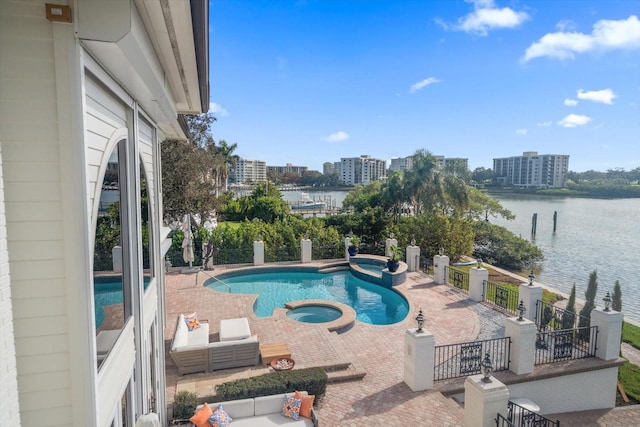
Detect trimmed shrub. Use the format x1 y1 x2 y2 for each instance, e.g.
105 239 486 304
211 367 327 403
173 390 199 420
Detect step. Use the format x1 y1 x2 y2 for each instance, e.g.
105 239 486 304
325 363 367 384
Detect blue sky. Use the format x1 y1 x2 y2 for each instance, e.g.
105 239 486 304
208 0 640 173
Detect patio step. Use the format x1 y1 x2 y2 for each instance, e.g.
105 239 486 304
324 363 367 384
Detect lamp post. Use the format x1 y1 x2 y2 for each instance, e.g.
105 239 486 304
603 291 612 312
528 270 535 286
517 300 526 321
481 353 493 383
415 309 424 333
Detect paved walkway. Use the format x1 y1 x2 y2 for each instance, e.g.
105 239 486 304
163 263 640 426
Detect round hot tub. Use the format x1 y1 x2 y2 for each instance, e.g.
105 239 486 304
286 305 342 323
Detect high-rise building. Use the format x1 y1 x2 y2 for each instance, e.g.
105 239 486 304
340 155 387 185
323 162 335 175
231 158 268 183
389 156 413 172
493 151 570 188
389 155 468 173
0 1 209 426
267 163 308 175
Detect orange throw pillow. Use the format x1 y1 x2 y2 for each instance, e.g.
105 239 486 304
189 402 213 427
295 391 316 419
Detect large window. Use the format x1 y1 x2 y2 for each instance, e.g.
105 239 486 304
93 141 130 368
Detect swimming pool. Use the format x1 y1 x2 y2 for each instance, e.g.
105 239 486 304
205 270 409 325
94 277 150 329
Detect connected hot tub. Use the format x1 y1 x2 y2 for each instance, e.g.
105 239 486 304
286 305 342 323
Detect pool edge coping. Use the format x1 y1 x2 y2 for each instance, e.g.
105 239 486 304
284 299 357 332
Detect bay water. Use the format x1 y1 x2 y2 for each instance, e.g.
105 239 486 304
292 189 640 324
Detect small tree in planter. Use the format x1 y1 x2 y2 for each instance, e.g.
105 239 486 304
348 235 361 257
387 245 402 272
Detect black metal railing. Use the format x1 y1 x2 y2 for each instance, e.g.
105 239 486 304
419 256 432 275
312 243 344 260
495 413 514 427
434 337 511 381
483 280 519 316
211 247 253 266
506 400 560 426
447 266 469 293
265 246 299 263
535 300 590 331
357 240 386 256
534 326 598 365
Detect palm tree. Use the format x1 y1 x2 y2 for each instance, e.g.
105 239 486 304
215 139 238 194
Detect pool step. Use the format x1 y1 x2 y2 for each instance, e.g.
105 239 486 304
316 266 349 274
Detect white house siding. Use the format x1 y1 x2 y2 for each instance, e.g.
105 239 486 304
85 75 127 228
0 146 21 427
138 116 155 209
0 1 74 425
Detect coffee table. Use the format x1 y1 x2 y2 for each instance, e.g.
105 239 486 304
259 342 291 366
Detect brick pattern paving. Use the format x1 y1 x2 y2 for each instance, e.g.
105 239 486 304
164 265 640 426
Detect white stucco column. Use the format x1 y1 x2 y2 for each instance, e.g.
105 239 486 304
464 374 509 427
403 328 435 391
300 238 312 263
385 237 398 257
504 317 536 375
112 245 123 273
253 240 264 265
519 283 543 322
344 237 351 260
590 307 624 361
433 254 449 285
469 266 488 302
406 245 420 272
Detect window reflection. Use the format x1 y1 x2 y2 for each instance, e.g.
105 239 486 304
94 142 126 367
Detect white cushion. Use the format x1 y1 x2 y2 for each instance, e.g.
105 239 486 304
231 414 314 427
219 318 251 342
171 314 189 351
96 329 121 355
254 393 290 416
186 322 210 346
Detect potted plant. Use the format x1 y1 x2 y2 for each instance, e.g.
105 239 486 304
348 235 360 257
387 245 402 272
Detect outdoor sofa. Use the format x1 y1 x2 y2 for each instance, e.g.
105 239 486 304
191 392 318 427
169 314 260 374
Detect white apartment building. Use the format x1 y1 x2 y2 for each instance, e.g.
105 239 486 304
493 152 570 188
231 158 267 183
389 156 413 172
389 155 468 172
0 1 208 426
267 163 308 175
340 155 387 185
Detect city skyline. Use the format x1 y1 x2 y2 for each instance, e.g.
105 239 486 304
209 0 640 173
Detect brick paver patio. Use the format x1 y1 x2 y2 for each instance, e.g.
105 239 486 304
163 262 640 426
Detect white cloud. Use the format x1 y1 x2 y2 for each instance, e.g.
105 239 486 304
556 20 577 32
515 128 528 135
409 77 441 93
523 15 640 62
209 102 229 116
557 114 592 128
564 98 578 106
537 121 553 127
446 0 529 36
577 88 618 105
324 131 349 143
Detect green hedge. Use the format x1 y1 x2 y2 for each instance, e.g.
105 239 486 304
209 367 327 403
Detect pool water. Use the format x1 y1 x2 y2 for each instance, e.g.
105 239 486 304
205 271 408 325
287 306 342 323
94 277 150 329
